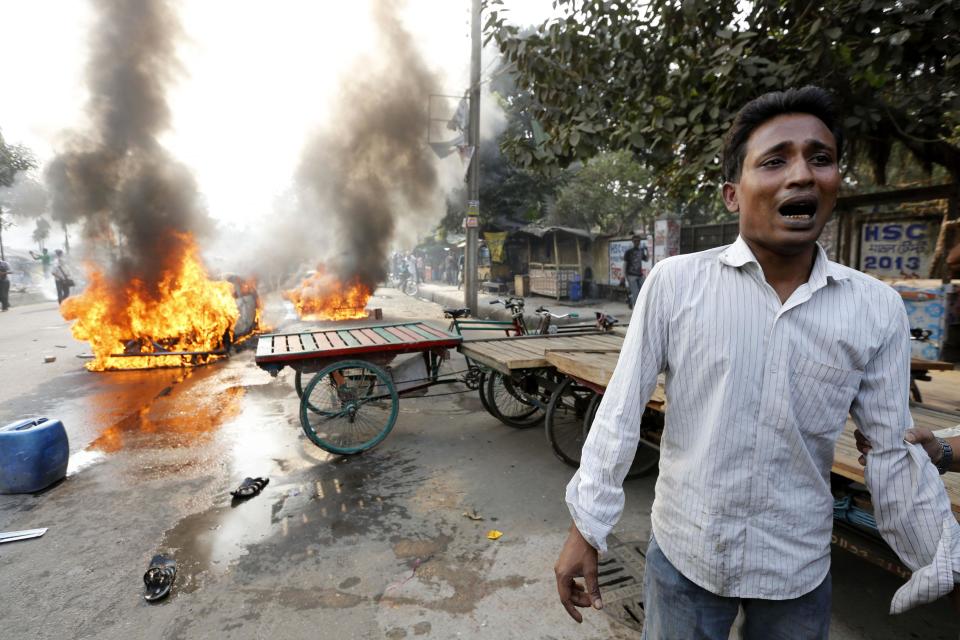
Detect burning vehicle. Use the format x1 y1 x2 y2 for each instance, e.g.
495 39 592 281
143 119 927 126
62 234 261 371
283 264 372 321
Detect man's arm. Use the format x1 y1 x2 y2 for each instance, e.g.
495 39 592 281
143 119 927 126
856 427 960 473
850 301 960 614
556 260 671 621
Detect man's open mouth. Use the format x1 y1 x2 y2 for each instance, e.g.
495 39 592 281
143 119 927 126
778 196 818 221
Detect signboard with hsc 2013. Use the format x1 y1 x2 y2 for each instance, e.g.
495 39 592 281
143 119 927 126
858 220 937 279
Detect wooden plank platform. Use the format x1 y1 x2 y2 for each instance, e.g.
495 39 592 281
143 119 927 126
545 349 667 410
458 332 624 374
911 358 955 372
255 321 461 368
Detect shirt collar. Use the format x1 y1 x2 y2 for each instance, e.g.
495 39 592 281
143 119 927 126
718 235 850 289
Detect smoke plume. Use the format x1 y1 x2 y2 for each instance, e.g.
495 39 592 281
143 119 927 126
44 0 210 289
295 0 442 290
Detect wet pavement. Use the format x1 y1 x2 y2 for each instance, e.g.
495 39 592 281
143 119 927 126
0 291 957 639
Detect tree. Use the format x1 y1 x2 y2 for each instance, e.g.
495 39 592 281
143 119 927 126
437 62 566 233
486 0 960 199
0 129 35 188
32 218 51 250
553 151 653 234
0 130 37 259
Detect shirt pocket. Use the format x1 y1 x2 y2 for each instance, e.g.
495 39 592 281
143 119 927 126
791 357 863 436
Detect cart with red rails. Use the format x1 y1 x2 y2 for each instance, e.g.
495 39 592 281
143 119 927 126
255 321 462 454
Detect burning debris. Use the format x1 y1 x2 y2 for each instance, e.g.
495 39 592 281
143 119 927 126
62 234 238 370
283 265 371 321
45 0 245 370
288 0 443 318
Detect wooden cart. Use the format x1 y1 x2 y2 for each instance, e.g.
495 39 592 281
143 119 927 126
255 321 462 454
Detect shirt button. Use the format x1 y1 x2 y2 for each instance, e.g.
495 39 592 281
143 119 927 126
769 364 778 374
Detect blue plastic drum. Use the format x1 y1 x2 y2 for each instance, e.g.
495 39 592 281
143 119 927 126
0 417 69 494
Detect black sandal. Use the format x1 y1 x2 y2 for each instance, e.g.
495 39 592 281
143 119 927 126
230 477 269 502
143 554 176 602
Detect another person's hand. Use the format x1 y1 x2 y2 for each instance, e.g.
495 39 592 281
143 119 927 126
854 427 941 466
555 524 602 623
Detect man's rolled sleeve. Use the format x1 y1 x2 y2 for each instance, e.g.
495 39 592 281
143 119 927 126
565 260 671 554
851 301 960 613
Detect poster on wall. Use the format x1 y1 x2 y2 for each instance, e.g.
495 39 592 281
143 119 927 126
608 236 652 285
654 218 681 262
859 220 937 279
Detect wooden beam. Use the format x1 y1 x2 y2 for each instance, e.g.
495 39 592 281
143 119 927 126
835 183 955 211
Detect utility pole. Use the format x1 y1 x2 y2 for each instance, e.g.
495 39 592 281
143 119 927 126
464 0 481 313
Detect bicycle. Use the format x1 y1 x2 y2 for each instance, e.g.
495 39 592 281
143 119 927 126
388 271 419 296
476 301 620 429
445 297 527 412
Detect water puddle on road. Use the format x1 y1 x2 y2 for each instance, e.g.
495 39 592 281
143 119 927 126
90 385 246 452
158 451 423 594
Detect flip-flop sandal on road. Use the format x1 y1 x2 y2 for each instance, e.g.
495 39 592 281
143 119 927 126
230 477 269 502
143 554 177 602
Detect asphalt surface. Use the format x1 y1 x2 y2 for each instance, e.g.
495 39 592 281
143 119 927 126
0 290 957 639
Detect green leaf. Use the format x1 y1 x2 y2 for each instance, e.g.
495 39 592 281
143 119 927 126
889 30 911 46
824 27 842 40
860 46 879 65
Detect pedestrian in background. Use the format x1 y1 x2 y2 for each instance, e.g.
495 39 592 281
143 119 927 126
29 247 52 277
445 253 455 285
621 234 648 309
0 259 11 311
52 250 72 304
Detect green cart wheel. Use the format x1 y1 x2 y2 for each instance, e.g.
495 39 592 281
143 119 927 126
296 368 328 416
295 369 305 398
299 359 399 455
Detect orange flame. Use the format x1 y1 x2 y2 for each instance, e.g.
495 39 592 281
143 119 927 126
62 233 240 371
284 265 372 321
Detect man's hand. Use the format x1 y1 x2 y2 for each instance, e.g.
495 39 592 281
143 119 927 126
854 427 941 467
555 523 603 623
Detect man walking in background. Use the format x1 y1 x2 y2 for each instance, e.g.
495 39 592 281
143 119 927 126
621 234 648 309
52 249 72 304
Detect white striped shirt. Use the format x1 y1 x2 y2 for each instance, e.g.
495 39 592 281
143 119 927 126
566 236 960 613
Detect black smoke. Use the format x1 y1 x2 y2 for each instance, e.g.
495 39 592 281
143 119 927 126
294 0 441 290
45 0 211 289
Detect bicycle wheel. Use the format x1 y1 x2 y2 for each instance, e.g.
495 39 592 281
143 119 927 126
402 280 418 296
581 394 660 479
485 370 543 428
299 359 399 455
545 377 595 467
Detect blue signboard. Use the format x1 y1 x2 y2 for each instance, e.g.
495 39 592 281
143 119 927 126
859 220 936 278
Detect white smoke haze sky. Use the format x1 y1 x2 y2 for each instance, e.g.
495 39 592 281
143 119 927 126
0 0 557 254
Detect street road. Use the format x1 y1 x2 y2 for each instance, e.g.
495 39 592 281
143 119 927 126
0 291 956 639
